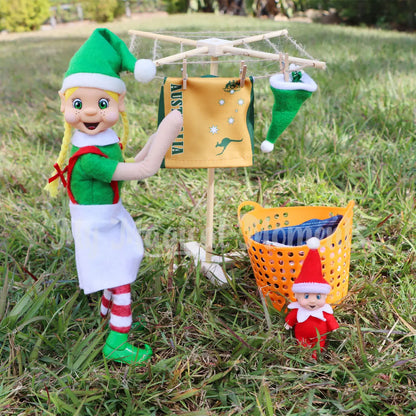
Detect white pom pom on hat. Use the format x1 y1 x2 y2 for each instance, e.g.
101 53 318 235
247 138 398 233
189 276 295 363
260 140 274 153
307 237 320 250
134 59 156 84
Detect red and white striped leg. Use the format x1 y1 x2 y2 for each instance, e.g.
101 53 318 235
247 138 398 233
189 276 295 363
100 289 113 318
109 284 132 334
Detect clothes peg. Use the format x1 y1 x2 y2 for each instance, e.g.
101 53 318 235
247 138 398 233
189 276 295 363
182 58 188 90
284 53 290 82
239 61 247 87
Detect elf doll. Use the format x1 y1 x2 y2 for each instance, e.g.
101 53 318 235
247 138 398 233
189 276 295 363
284 237 339 358
45 28 183 365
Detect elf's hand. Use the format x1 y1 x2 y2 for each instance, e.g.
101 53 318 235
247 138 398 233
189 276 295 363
112 110 183 181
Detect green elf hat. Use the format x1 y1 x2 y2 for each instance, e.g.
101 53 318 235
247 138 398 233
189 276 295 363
60 28 156 94
261 70 317 153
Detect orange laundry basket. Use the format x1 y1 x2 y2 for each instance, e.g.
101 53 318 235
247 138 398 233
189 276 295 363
238 200 354 311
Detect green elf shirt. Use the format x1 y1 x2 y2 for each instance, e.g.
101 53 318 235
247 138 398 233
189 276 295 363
69 129 123 205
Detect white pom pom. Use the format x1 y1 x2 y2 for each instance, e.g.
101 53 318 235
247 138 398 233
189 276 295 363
260 140 274 153
134 59 156 83
307 237 320 250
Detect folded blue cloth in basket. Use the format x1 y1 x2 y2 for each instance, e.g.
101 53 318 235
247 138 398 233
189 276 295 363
251 215 343 247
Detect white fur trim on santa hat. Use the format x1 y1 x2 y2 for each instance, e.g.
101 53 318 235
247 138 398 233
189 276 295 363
60 72 126 94
269 71 317 92
292 282 331 294
134 59 156 83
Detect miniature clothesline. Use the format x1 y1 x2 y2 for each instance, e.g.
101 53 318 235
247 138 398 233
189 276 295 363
129 29 325 72
130 29 317 60
128 29 326 284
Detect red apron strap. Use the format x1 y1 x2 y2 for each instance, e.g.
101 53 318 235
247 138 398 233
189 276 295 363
67 146 120 205
49 163 68 187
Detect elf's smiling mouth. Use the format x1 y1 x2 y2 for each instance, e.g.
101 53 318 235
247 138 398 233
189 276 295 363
84 122 99 130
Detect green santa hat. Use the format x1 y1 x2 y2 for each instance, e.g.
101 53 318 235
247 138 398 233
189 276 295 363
61 28 156 94
261 70 317 153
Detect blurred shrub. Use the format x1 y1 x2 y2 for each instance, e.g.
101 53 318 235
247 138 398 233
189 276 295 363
163 0 190 13
0 0 50 32
80 0 125 22
303 0 415 31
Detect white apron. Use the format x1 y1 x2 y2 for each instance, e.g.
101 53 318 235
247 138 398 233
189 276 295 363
70 200 144 294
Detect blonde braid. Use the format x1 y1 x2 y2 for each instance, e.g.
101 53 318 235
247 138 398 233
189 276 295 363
120 111 134 162
45 121 73 197
120 111 129 152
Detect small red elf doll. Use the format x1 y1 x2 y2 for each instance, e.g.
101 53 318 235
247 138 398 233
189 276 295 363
284 237 339 358
45 28 183 365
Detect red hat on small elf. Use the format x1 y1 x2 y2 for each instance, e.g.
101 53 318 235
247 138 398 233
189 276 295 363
291 237 331 295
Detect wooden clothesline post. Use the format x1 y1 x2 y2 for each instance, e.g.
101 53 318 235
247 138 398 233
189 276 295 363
205 56 219 264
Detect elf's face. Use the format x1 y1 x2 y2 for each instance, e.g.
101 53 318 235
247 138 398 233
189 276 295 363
60 87 125 135
295 293 327 310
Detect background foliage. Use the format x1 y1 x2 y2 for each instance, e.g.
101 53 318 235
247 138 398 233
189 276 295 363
302 0 416 30
80 0 125 23
0 0 415 31
0 12 415 415
0 0 50 32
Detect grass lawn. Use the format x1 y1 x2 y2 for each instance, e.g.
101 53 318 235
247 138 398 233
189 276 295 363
0 12 415 415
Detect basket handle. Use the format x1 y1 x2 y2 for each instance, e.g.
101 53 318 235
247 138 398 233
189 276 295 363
345 200 355 213
237 200 263 222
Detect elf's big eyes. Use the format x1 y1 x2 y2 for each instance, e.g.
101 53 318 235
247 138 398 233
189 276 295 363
98 98 109 109
73 99 82 110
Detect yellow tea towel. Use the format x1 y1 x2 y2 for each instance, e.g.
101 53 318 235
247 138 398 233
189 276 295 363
158 76 254 169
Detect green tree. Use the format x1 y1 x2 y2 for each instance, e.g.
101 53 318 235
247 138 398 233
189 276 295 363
81 0 124 22
163 0 190 13
0 0 50 32
303 0 415 30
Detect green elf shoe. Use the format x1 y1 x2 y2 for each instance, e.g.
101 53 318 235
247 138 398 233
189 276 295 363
103 330 152 365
